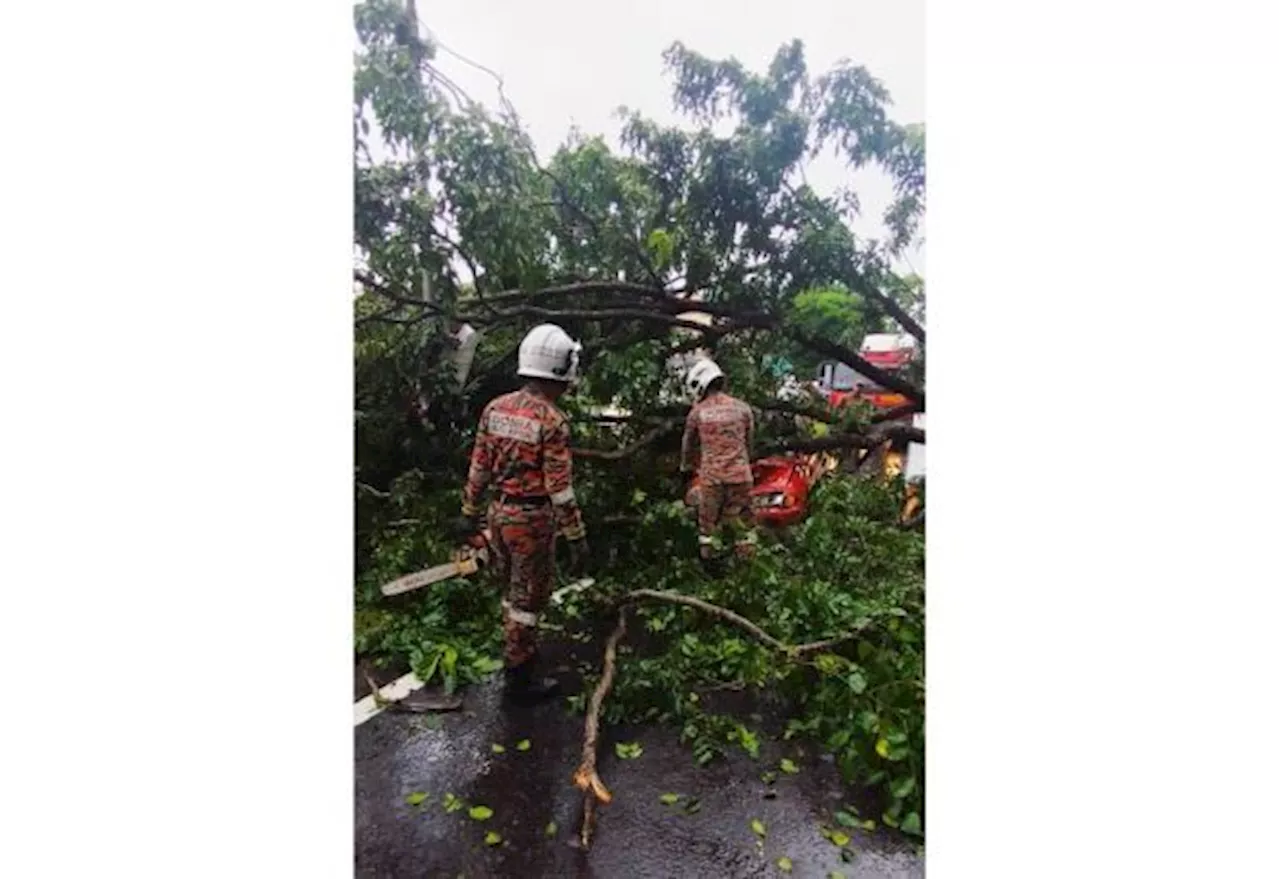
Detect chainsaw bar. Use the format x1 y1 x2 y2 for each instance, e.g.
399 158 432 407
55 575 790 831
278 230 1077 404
380 558 479 596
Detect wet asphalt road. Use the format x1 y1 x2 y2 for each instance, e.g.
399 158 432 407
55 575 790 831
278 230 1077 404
355 675 924 878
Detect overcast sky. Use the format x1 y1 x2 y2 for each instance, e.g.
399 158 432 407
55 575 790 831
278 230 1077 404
363 0 924 272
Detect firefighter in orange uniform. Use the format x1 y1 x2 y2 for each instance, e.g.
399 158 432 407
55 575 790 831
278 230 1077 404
453 324 590 702
680 358 756 571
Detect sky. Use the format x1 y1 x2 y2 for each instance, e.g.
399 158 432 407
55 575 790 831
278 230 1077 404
361 0 924 272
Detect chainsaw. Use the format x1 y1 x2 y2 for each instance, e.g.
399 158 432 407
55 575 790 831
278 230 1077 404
380 529 492 597
379 530 597 599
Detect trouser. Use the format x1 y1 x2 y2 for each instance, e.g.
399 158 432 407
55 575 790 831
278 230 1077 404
487 499 556 668
696 481 755 559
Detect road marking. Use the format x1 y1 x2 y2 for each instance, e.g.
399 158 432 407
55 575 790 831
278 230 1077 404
354 671 425 726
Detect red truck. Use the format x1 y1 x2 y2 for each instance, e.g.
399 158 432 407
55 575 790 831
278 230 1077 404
815 333 918 412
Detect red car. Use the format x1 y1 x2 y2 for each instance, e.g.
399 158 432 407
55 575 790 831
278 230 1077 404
685 453 825 529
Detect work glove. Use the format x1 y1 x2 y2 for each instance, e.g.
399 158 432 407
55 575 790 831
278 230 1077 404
567 537 591 578
451 514 481 543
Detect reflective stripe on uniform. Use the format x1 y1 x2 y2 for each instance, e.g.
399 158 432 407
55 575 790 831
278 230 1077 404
550 486 576 506
502 600 539 627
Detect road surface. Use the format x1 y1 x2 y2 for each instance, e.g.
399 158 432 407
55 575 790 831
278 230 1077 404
355 668 924 878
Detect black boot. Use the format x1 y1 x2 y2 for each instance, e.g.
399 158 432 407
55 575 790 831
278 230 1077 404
504 660 560 704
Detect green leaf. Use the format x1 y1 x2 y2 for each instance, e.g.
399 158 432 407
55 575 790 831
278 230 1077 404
751 818 767 838
761 770 777 785
442 792 463 813
404 792 427 807
472 656 503 675
861 819 877 831
900 812 922 836
829 830 851 847
682 797 702 815
780 758 800 774
829 873 848 879
875 738 891 759
777 856 793 872
615 741 643 759
468 805 493 821
484 831 502 846
834 810 858 828
891 776 916 799
659 793 680 805
490 743 506 754
516 738 531 752
545 821 558 838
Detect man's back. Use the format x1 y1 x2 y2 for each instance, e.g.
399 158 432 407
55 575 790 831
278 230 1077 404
473 388 567 499
687 392 754 485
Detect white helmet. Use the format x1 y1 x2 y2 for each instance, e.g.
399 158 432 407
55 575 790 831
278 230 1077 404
517 323 582 383
686 358 725 399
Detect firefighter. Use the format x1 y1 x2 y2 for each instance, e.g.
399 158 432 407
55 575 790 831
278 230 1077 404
680 358 756 570
452 323 590 702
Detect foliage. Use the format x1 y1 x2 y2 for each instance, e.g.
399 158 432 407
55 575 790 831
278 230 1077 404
352 0 925 839
566 475 925 830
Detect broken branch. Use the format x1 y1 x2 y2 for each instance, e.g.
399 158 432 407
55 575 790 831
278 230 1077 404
573 424 679 461
573 606 629 848
573 588 873 848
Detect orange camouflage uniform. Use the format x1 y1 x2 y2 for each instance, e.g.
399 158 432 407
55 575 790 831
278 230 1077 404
682 391 755 553
462 388 585 667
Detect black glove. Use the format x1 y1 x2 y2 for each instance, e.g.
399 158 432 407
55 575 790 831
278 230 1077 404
451 514 480 543
567 537 591 578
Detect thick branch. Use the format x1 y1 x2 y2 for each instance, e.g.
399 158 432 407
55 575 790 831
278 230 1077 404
846 272 926 343
870 402 922 424
572 425 676 461
573 607 628 848
461 304 728 335
765 424 924 455
354 270 444 315
462 280 677 308
784 327 925 406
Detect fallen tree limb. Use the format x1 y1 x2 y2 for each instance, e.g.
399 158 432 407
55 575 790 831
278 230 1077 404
460 280 679 307
846 271 926 344
624 589 868 656
573 606 629 848
572 424 678 461
764 424 925 456
458 303 732 335
573 588 873 848
783 327 925 406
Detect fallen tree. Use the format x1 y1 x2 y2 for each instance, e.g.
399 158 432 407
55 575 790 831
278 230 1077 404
354 0 926 843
